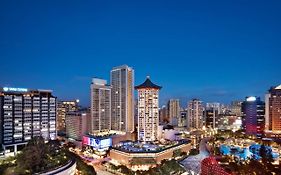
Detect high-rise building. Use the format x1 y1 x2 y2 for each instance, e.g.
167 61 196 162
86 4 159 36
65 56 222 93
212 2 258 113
135 76 161 142
180 110 188 127
205 108 218 129
0 87 56 154
242 96 265 138
230 101 243 117
206 103 221 114
110 65 134 133
57 100 79 134
188 99 203 130
167 99 180 126
265 85 281 134
90 78 111 133
159 105 168 124
66 110 90 141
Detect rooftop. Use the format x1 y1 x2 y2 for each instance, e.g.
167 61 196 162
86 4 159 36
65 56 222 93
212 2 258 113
275 84 281 89
135 76 162 90
1 87 53 94
113 139 190 153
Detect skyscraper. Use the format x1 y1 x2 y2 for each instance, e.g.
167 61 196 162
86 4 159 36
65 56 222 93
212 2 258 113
242 96 265 138
265 85 281 134
90 78 111 133
188 99 203 130
167 99 180 126
0 87 56 154
135 76 161 142
110 65 134 133
57 100 79 134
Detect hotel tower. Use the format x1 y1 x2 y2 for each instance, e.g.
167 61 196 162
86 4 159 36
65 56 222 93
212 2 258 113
135 76 161 142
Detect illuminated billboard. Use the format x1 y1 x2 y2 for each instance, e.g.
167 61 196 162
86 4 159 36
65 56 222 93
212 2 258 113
2 87 28 92
82 136 112 149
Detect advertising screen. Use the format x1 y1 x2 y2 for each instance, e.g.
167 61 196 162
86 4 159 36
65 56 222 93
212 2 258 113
82 136 112 149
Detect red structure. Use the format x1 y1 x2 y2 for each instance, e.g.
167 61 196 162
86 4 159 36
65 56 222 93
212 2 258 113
201 157 230 175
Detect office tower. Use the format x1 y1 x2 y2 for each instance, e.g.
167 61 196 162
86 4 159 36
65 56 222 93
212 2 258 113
180 110 188 127
159 105 168 124
188 99 203 130
135 76 161 142
265 85 281 133
66 110 90 141
167 99 180 126
205 108 218 129
90 78 111 133
0 87 56 154
57 100 79 134
242 96 265 138
230 101 243 117
110 65 134 133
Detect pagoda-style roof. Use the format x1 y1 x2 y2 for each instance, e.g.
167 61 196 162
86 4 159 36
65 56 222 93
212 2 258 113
135 76 162 90
275 84 281 90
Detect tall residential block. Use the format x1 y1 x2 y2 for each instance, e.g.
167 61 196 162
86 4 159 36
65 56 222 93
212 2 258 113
135 77 161 142
167 99 180 126
110 65 134 132
188 99 203 129
159 105 168 124
0 87 56 154
90 78 111 133
180 110 188 127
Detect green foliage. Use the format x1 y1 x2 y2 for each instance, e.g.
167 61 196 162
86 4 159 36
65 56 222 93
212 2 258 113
19 137 67 174
189 148 199 156
1 137 69 175
172 149 182 158
0 156 17 175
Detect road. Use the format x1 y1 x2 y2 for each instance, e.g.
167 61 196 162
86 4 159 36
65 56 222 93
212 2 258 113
69 148 114 175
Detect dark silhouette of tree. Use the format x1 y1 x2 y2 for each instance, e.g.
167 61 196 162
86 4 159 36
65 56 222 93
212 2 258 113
259 144 273 165
16 136 48 173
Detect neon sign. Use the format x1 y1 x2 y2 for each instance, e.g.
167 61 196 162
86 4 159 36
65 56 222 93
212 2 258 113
3 87 28 92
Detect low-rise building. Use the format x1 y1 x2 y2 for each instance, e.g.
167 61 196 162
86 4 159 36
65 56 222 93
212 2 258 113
110 140 191 171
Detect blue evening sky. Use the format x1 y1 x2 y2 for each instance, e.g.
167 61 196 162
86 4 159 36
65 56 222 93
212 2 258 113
0 0 280 107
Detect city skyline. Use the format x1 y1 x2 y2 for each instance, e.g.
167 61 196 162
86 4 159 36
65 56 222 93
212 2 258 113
1 1 281 175
1 1 281 107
